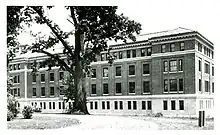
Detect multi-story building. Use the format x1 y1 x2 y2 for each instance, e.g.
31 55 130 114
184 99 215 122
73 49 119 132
8 27 214 117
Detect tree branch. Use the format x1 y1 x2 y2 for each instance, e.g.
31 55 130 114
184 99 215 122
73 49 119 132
69 6 78 27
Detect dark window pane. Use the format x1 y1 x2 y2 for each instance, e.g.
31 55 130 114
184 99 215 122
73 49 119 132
132 50 136 57
147 101 152 110
116 66 121 76
107 101 110 109
95 102 98 109
128 101 131 110
179 59 183 71
127 50 131 58
119 51 123 59
114 101 118 110
91 84 96 94
129 82 135 93
103 84 109 94
59 72 64 80
170 79 177 92
90 102 93 109
180 42 185 51
116 83 122 93
164 79 168 92
179 79 183 92
33 88 36 96
171 100 176 110
143 81 150 93
147 47 152 56
41 87 45 96
129 65 135 75
50 87 54 96
142 101 146 110
179 100 184 110
41 74 45 82
119 101 123 110
91 69 96 78
163 100 168 110
133 101 137 110
143 64 150 74
102 101 105 109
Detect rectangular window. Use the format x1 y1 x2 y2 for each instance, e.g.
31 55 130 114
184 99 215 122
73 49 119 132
164 61 168 72
141 49 146 56
132 50 136 57
143 64 150 74
33 88 36 96
94 101 98 109
102 101 105 109
17 88 20 97
116 66 121 76
198 43 202 52
127 50 131 58
40 102 42 108
199 79 202 92
171 100 176 110
211 51 214 59
205 81 209 92
116 83 122 94
142 101 146 110
114 101 118 110
14 76 17 83
44 102 46 109
41 74 45 82
59 102 61 109
179 79 183 92
212 83 214 93
107 101 110 109
128 101 131 110
129 65 135 75
59 86 65 95
13 64 17 70
103 68 108 77
103 84 109 94
90 102 93 109
91 69 96 78
143 81 150 93
179 100 184 110
119 51 123 59
161 45 166 53
180 42 185 51
59 72 64 80
147 47 152 56
50 72 54 81
50 87 54 96
179 59 183 71
170 44 175 52
49 102 52 109
170 79 177 92
205 63 210 74
163 100 168 110
133 101 137 110
199 60 201 71
32 74 36 82
147 101 152 110
129 82 135 93
119 101 123 110
164 79 168 92
62 102 65 109
41 87 45 96
169 60 177 72
101 54 105 61
113 52 117 59
212 66 214 76
53 102 55 109
91 84 96 94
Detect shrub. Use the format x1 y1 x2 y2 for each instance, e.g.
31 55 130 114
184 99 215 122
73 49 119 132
155 112 163 117
22 106 33 119
7 110 14 121
33 107 42 112
7 94 19 117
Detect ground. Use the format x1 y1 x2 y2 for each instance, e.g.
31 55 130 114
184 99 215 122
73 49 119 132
7 113 214 130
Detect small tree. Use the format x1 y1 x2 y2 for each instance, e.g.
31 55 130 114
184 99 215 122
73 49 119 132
22 106 33 119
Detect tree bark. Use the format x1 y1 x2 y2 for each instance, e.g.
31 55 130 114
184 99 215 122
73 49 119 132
74 30 89 114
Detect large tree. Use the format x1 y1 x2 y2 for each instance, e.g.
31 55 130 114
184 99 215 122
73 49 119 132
9 6 142 114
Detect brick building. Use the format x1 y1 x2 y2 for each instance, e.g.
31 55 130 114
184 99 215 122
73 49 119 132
8 27 214 117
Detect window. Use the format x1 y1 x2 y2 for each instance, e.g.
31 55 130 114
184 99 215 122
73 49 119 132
32 74 36 82
171 100 176 110
91 69 96 78
50 72 54 81
49 102 52 109
62 102 65 109
17 64 20 70
164 61 168 72
205 63 210 74
198 43 202 52
116 83 122 94
143 64 150 74
147 101 152 110
53 102 55 109
9 65 13 71
107 101 110 109
179 59 183 71
170 44 175 52
116 66 121 76
212 66 214 76
33 88 36 96
113 52 117 59
169 60 177 72
44 102 46 109
164 79 168 92
129 65 135 75
13 75 20 83
119 51 123 59
127 50 131 58
41 87 45 96
141 49 146 56
114 101 118 110
128 101 131 110
179 100 184 110
59 102 61 109
212 83 214 93
211 51 214 59
59 72 64 80
60 86 65 95
103 68 108 77
143 81 150 93
129 82 135 93
119 101 123 110
101 54 105 61
147 47 152 56
41 74 45 82
179 79 183 92
204 46 207 55
17 88 20 97
91 84 96 94
199 60 201 71
132 50 136 57
106 53 109 60
94 101 98 109
163 100 168 110
142 101 146 110
180 42 185 51
90 102 93 109
161 45 166 53
13 64 17 70
205 81 209 92
50 87 54 96
170 79 177 92
198 79 202 92
103 84 109 94
133 101 137 110
102 101 105 109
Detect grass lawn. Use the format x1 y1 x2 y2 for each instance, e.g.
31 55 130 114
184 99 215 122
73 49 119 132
7 114 80 130
129 116 214 130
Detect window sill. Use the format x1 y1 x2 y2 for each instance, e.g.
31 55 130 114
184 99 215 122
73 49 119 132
169 71 178 73
50 96 55 97
41 82 45 83
32 82 36 84
41 96 46 98
115 93 122 95
178 91 184 93
49 81 55 83
32 96 37 98
129 93 136 95
91 78 96 80
91 94 97 96
143 74 150 76
115 76 122 78
163 92 169 94
103 94 109 96
128 75 135 77
103 77 108 79
178 71 183 73
143 92 150 95
163 72 168 74
169 91 178 93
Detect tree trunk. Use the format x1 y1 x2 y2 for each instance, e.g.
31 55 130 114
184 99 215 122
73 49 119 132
74 30 89 114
